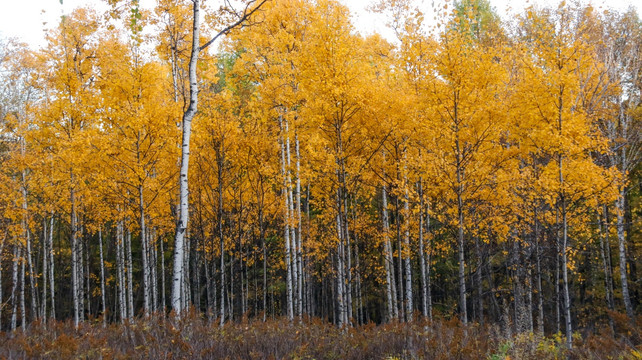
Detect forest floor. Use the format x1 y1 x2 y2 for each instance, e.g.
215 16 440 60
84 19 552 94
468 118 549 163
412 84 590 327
0 312 640 359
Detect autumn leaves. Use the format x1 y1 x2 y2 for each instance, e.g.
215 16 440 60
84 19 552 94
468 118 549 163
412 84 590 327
0 0 638 345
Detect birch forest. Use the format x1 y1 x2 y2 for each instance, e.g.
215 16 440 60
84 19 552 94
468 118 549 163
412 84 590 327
1 0 642 357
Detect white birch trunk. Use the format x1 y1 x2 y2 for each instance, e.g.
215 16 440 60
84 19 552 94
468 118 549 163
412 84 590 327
455 129 467 325
345 198 353 323
99 227 107 325
161 234 166 315
217 143 226 326
382 183 397 321
279 116 294 321
0 229 6 328
417 180 429 320
126 228 134 319
78 228 85 322
402 164 412 321
295 133 303 318
22 182 37 322
335 208 346 327
151 228 158 312
11 245 19 331
70 186 80 327
48 214 55 320
41 219 48 320
616 192 634 319
535 211 545 334
20 248 26 331
559 154 572 348
116 219 127 322
139 186 150 317
172 0 200 316
284 118 299 316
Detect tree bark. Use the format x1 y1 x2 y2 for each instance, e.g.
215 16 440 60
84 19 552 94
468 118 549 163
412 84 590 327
402 165 413 322
279 116 294 321
382 181 397 321
139 185 150 317
171 0 200 315
535 210 544 335
98 228 107 324
116 219 127 322
10 245 19 331
0 229 6 329
70 185 80 327
616 191 634 319
48 214 55 320
41 219 48 320
126 228 134 319
417 180 429 320
295 133 304 318
559 154 572 348
171 0 267 317
20 246 26 331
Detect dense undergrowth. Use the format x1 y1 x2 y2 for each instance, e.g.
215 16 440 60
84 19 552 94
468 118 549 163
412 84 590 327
1 312 640 359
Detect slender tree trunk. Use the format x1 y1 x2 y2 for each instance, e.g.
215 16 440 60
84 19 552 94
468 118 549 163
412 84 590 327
295 133 303 318
561 199 572 348
48 214 55 320
20 248 26 331
161 234 166 315
41 219 48 321
418 180 428 319
219 155 226 326
382 183 397 320
126 228 134 319
354 238 363 325
475 234 483 325
535 211 544 335
172 0 200 315
279 116 294 321
22 182 37 322
78 228 85 322
555 208 562 333
139 185 150 316
260 202 267 322
402 170 413 322
11 245 20 331
616 191 634 319
559 155 572 348
345 202 353 323
116 219 126 322
456 188 467 325
336 206 346 327
99 227 107 326
454 127 467 325
395 196 405 322
151 228 158 312
598 206 615 332
84 233 89 319
0 231 5 329
284 119 299 317
0 231 6 329
25 221 36 322
183 231 191 310
205 235 213 321
228 250 233 320
70 185 80 327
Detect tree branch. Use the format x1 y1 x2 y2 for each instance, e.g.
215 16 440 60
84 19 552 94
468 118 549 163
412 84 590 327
199 0 269 51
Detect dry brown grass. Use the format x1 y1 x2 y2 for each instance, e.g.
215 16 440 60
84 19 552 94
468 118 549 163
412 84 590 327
0 312 639 359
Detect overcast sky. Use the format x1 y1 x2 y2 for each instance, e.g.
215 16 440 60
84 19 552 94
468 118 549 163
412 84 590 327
0 0 639 49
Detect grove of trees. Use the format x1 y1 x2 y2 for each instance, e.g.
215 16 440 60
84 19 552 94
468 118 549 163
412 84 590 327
0 0 641 350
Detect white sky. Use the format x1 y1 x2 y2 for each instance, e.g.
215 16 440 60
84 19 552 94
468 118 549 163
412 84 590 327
0 0 639 49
